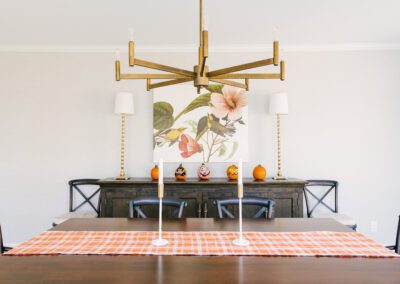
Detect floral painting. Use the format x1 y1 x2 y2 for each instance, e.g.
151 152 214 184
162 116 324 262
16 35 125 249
153 84 248 162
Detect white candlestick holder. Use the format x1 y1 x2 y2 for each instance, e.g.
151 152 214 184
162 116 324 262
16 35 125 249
152 184 169 246
233 184 249 246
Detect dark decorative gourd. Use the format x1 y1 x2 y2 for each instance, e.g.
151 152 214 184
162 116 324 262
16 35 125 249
175 163 187 180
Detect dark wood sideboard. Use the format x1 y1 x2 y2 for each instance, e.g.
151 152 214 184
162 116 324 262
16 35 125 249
99 178 307 218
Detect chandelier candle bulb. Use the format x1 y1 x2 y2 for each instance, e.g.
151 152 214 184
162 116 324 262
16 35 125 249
273 26 279 41
203 16 208 31
129 28 135 41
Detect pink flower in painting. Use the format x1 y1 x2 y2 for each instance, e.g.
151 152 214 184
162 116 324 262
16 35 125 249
210 86 248 121
179 134 202 158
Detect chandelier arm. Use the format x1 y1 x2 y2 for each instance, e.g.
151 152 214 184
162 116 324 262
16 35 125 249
120 74 192 79
148 78 194 90
116 0 286 90
207 58 274 77
209 79 247 89
210 73 281 79
134 58 195 77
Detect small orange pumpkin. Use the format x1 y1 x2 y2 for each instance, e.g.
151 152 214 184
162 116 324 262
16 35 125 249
175 164 187 180
253 164 267 180
226 165 238 180
151 165 159 180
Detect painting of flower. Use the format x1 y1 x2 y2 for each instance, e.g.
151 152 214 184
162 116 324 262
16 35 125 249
153 84 248 162
211 86 248 120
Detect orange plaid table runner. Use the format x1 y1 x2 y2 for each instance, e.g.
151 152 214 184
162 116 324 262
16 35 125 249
5 231 398 257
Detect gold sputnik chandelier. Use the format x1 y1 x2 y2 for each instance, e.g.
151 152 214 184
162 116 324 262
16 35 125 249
115 0 285 92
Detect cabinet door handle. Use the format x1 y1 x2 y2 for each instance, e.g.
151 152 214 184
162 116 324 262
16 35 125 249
203 202 208 218
197 203 202 218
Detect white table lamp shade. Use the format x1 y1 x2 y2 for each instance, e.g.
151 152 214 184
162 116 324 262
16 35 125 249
114 92 134 114
269 92 288 115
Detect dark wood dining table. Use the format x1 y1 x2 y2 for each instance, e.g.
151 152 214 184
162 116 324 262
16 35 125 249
0 218 399 283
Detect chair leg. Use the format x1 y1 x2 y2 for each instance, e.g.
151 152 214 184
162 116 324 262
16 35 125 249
347 224 357 231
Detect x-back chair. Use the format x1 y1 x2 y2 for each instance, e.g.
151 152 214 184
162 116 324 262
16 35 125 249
214 197 275 219
303 180 357 230
52 179 101 226
129 196 187 218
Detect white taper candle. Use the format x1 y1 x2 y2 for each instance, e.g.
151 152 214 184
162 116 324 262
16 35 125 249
238 159 243 184
159 158 163 184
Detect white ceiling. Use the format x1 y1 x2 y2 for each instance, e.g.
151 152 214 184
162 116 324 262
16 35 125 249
1 0 400 50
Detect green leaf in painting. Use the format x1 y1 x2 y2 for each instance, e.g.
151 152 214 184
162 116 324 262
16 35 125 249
205 84 224 94
185 120 198 134
196 116 209 139
218 143 227 157
182 93 211 115
225 142 239 161
153 101 174 131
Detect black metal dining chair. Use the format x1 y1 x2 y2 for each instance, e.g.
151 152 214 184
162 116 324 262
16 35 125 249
0 224 4 254
128 196 187 218
386 215 400 254
0 224 11 254
303 180 357 230
52 179 101 226
213 197 275 219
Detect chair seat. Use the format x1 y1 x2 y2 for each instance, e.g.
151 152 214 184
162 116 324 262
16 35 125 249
53 211 98 225
312 212 356 226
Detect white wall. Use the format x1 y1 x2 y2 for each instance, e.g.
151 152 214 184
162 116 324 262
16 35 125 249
0 50 399 246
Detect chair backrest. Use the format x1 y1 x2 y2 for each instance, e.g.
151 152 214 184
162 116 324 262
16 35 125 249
396 215 400 254
214 197 275 219
0 224 4 254
303 180 338 218
69 179 101 215
128 196 187 218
